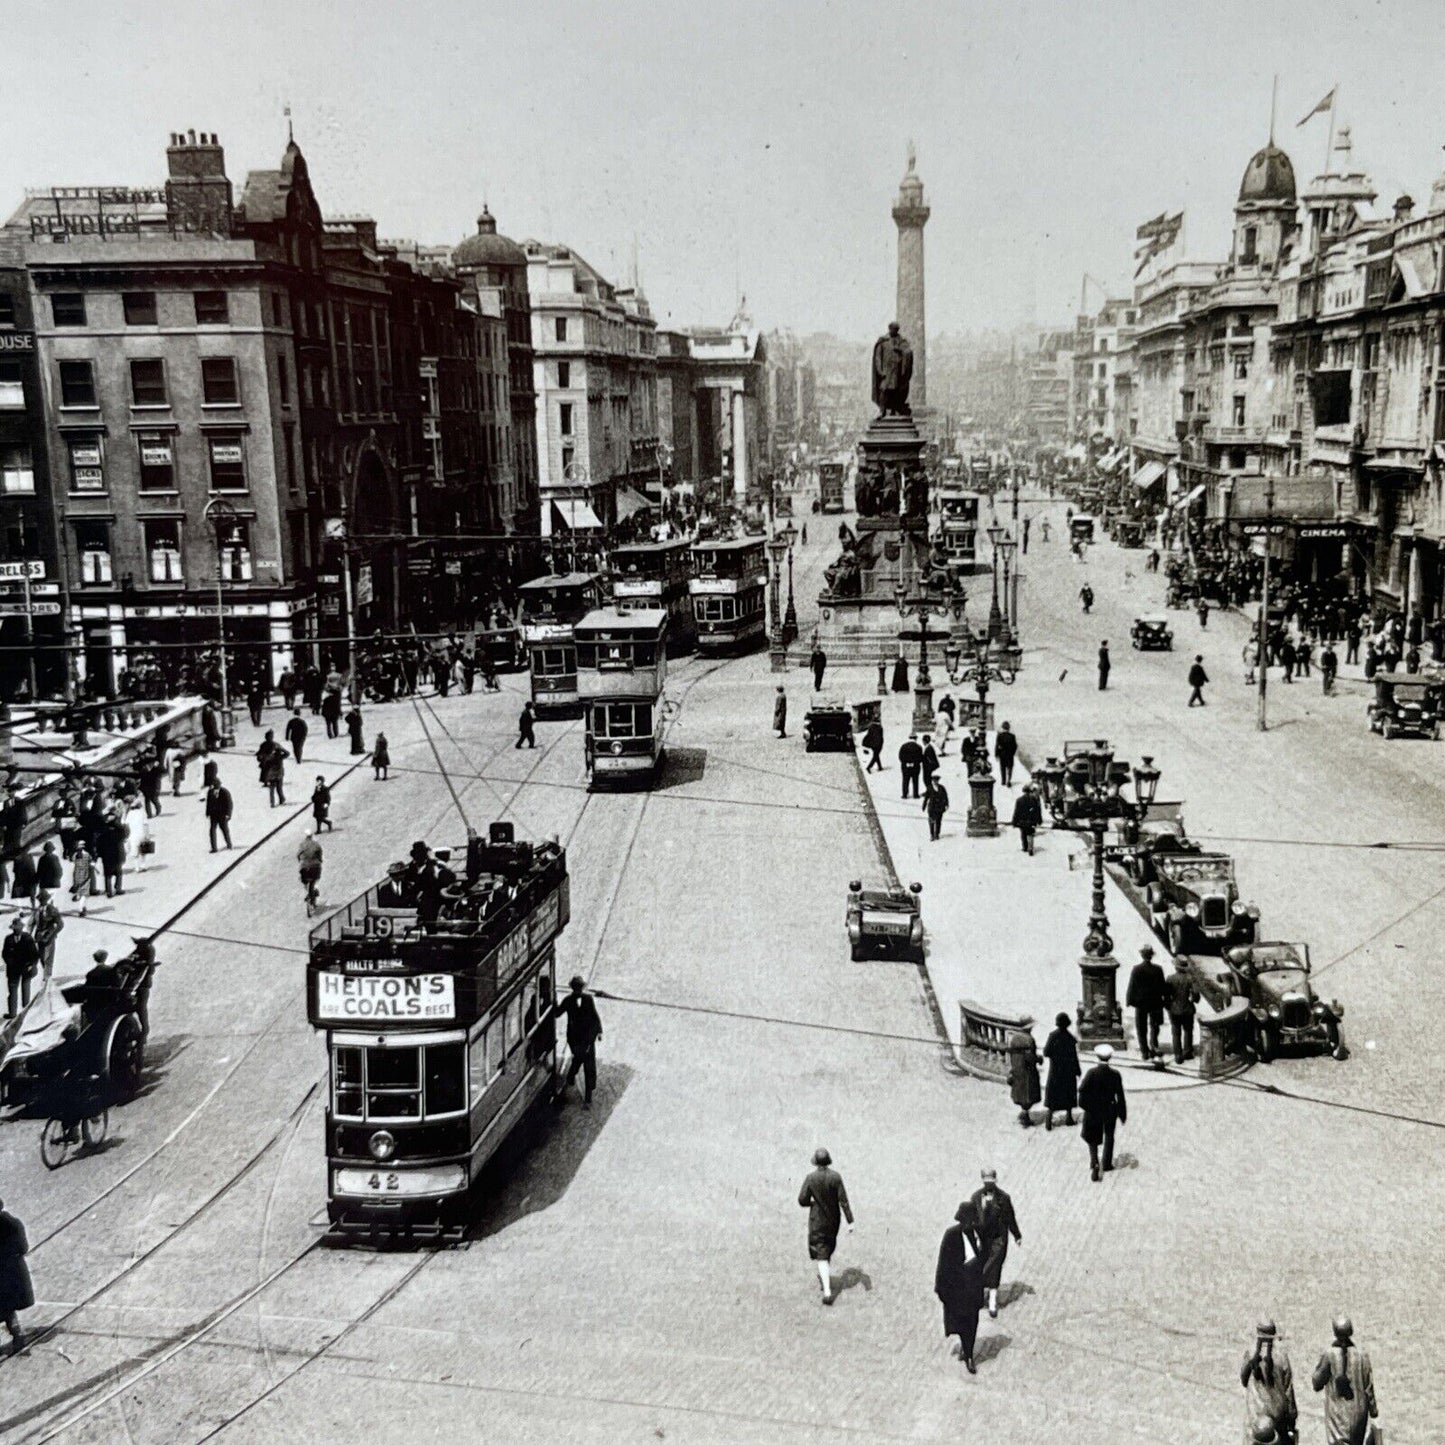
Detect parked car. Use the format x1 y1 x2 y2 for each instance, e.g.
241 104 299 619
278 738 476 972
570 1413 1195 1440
1146 853 1259 956
1367 675 1441 739
1130 615 1174 651
1207 941 1346 1061
845 879 923 962
1116 519 1146 548
804 701 854 753
1111 817 1202 887
1069 514 1096 545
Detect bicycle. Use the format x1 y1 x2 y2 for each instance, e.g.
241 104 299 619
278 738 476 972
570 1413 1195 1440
40 1073 109 1170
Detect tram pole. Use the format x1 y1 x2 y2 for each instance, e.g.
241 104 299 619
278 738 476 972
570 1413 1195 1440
1256 476 1274 733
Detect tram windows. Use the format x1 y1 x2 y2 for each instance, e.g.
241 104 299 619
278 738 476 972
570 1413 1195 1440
365 1047 422 1120
592 702 652 739
424 1042 467 1116
334 1046 364 1119
695 597 734 623
533 646 573 677
506 992 525 1055
468 1031 490 1101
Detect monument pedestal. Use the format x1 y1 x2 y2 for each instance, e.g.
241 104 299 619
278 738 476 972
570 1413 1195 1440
1076 955 1125 1048
966 773 998 837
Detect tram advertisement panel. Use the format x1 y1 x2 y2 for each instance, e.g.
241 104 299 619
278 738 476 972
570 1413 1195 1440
314 972 456 1022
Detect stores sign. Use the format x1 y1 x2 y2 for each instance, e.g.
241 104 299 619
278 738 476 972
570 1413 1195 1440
315 972 456 1021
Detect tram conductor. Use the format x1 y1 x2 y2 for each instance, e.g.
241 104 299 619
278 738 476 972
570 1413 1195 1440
558 975 603 1110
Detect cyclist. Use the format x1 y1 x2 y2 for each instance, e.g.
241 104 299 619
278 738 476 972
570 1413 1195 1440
297 832 323 914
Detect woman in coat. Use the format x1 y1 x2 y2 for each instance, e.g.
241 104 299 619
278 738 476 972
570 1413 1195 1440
1041 1011 1081 1130
1008 1027 1042 1127
935 1200 984 1372
0 1197 33 1355
345 706 365 757
371 733 390 781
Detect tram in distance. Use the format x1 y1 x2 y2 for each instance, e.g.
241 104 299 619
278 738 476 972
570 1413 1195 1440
689 537 768 654
937 487 982 569
306 823 570 1243
577 607 668 788
516 571 604 716
608 539 696 654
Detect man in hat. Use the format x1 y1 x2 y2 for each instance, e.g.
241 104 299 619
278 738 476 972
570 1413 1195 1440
1240 1319 1298 1445
1125 944 1167 1062
3 916 39 1019
557 975 603 1109
376 861 409 908
284 708 308 764
0 1196 33 1356
1041 1011 1080 1129
1311 1316 1378 1445
515 701 536 750
1165 954 1200 1065
898 733 923 799
1010 784 1043 855
797 1146 853 1305
297 832 323 913
810 643 828 692
1188 653 1210 707
772 686 788 739
994 721 1018 787
1079 1044 1127 1182
963 1169 1022 1319
33 889 63 977
1097 640 1111 691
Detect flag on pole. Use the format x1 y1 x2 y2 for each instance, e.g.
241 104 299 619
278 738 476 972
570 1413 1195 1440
1134 210 1184 276
1296 87 1335 127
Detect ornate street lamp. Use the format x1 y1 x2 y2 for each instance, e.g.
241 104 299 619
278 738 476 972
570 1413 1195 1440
766 531 789 662
780 519 799 646
896 578 967 735
940 628 1020 836
986 523 1006 641
1036 741 1162 1049
997 531 1019 641
203 496 238 747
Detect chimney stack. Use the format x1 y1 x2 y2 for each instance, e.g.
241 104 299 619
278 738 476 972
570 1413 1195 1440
165 129 233 236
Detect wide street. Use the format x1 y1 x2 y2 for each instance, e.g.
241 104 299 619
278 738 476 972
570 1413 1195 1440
0 506 1440 1444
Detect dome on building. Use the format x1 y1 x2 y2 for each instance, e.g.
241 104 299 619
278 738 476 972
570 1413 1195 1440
1239 143 1296 204
453 206 526 269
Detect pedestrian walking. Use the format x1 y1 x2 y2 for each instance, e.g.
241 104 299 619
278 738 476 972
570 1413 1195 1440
963 1168 1022 1318
0 1198 33 1356
246 681 264 728
1187 654 1209 707
516 701 537 749
1080 583 1094 614
1079 1043 1127 1182
933 701 953 755
32 890 62 976
994 721 1018 786
772 685 788 739
279 666 297 713
797 1146 853 1306
1126 944 1166 1062
297 831 323 915
924 777 949 841
1165 955 1200 1064
1298 638 1313 677
204 780 233 852
97 808 127 897
1007 1029 1041 1127
1010 783 1043 854
371 732 390 780
862 718 884 772
322 687 342 740
1280 635 1297 683
1197 597 1210 630
1240 1319 1298 1445
920 735 939 790
935 1204 984 1372
345 705 365 757
256 729 278 784
1244 638 1260 686
166 743 187 796
1097 640 1111 691
311 777 333 832
10 847 35 901
263 743 287 807
1345 621 1361 666
36 841 63 894
898 734 922 799
3 917 39 1018
284 709 308 763
1311 1317 1379 1445
1041 1012 1079 1130
810 644 828 692
558 974 603 1109
1040 519 1051 543
126 797 153 873
1321 643 1338 696
303 664 323 715
891 652 909 692
69 844 95 914
1022 516 1030 553
201 701 220 753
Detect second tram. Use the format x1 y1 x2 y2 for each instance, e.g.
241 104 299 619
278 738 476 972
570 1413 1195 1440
608 540 696 654
937 488 982 570
576 608 668 788
516 571 604 716
689 537 768 654
307 825 570 1243
819 461 847 514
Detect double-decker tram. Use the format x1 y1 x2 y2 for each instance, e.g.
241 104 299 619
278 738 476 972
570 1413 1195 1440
819 460 847 514
576 607 668 788
307 823 570 1244
937 488 982 570
608 540 696 654
689 537 768 655
516 571 604 716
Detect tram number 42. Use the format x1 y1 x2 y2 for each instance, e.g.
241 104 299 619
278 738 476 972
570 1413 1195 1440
366 1172 400 1192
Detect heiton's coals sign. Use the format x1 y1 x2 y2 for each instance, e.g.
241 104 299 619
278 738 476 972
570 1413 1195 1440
315 972 456 1022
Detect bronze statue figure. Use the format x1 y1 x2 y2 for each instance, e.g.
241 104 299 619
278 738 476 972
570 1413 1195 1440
872 322 913 417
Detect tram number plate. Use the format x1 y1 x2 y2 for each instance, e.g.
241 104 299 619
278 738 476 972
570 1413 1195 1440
334 1165 465 1198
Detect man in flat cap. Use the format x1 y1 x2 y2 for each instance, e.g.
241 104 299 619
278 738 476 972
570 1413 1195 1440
1079 1043 1127 1182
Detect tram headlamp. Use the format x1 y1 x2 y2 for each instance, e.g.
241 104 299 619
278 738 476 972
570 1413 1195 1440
369 1129 397 1162
610 741 623 755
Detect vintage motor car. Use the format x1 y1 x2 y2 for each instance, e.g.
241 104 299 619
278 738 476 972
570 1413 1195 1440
1130 614 1174 652
804 700 855 753
1366 674 1441 739
1110 816 1202 887
1115 519 1146 549
1146 853 1259 956
846 879 924 962
1198 942 1346 1061
1069 514 1096 545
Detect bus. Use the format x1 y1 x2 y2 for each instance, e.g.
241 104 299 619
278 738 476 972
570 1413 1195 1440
689 538 768 654
306 823 570 1243
516 572 604 716
819 461 846 514
938 489 982 570
576 608 668 788
608 540 696 654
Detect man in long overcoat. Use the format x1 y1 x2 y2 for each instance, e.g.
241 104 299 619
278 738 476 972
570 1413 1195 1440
1041 1012 1080 1129
1126 944 1167 1061
962 1169 1022 1320
1007 1028 1041 1127
772 686 787 739
558 974 603 1109
1079 1043 1127 1181
0 1196 33 1355
935 1202 984 1373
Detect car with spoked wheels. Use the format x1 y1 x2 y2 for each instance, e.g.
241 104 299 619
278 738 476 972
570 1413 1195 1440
846 880 924 962
1145 853 1259 956
1196 941 1345 1062
1366 675 1441 740
1130 615 1173 651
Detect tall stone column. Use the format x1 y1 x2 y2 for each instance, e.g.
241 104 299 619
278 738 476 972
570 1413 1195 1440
732 388 750 500
892 146 930 409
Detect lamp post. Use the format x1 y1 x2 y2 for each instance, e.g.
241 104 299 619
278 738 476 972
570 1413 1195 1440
561 460 590 573
780 519 799 645
997 531 1019 641
204 497 237 747
1034 744 1161 1049
767 531 789 669
986 523 1006 641
942 629 1021 835
896 580 966 735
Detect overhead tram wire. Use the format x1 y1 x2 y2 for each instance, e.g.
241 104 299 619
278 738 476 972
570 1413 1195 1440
411 697 473 833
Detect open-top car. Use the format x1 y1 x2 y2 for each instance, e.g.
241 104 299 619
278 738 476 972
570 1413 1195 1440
804 699 855 753
1367 674 1441 739
846 879 924 962
1146 853 1259 956
1131 615 1173 651
1110 814 1202 887
1198 941 1345 1061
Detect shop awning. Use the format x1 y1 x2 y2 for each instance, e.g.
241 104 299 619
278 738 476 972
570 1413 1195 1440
1132 461 1166 492
615 486 653 521
1173 484 1205 510
552 498 603 531
1097 449 1121 471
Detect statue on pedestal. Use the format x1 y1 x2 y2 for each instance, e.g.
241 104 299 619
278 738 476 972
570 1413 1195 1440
872 322 914 418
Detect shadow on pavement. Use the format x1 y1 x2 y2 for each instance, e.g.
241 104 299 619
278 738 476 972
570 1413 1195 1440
833 1266 873 1297
655 747 707 790
997 1280 1035 1309
974 1333 1012 1365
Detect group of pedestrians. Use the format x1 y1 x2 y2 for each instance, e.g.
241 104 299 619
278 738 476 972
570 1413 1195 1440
1237 1314 1383 1445
1125 944 1200 1065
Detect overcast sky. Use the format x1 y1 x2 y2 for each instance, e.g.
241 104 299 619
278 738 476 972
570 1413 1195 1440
4 1 1443 340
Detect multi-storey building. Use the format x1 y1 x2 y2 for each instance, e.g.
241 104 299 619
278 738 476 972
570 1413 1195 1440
1026 330 1075 445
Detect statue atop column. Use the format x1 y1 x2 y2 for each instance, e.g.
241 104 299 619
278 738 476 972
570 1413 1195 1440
871 321 913 418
